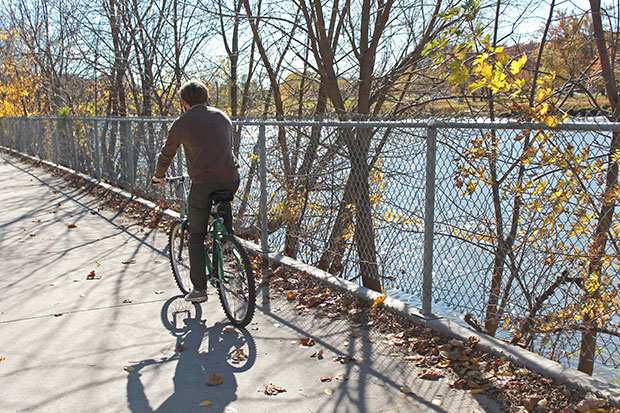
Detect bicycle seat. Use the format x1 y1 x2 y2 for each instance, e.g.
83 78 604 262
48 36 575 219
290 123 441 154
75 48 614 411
209 190 234 204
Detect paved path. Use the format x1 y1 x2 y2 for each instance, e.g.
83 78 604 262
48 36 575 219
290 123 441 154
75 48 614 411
0 153 504 413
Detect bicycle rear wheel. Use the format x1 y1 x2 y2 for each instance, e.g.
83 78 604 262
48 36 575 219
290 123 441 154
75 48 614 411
168 220 192 295
216 235 255 327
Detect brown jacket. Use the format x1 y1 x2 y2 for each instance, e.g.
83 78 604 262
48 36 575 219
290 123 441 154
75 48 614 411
155 105 240 184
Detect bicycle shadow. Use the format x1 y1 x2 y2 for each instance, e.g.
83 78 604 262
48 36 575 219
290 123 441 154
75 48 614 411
126 296 256 412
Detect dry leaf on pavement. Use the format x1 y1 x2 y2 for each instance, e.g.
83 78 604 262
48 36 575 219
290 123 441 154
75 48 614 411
320 377 332 382
299 338 316 347
86 270 101 280
231 348 248 361
335 374 349 381
199 401 212 407
333 355 355 364
68 224 77 228
206 374 224 386
310 349 324 359
400 386 413 394
264 383 286 395
122 259 136 264
419 368 443 380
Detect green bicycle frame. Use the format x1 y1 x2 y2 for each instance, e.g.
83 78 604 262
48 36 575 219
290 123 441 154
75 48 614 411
176 214 239 282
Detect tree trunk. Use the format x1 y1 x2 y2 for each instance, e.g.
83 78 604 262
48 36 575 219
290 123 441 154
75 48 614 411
578 0 620 375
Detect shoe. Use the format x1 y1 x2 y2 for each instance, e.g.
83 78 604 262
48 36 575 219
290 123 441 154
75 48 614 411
185 288 207 303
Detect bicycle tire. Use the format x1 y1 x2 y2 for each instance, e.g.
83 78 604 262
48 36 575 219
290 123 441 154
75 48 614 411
216 235 256 327
168 220 192 295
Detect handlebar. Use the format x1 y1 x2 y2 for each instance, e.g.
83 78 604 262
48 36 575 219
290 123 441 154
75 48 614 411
164 175 189 182
152 175 189 184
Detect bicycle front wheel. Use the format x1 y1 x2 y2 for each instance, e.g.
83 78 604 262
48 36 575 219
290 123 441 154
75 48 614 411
168 220 192 295
217 235 255 327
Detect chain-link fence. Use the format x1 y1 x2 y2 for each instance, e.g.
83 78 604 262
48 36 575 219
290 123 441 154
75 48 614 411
1 116 619 381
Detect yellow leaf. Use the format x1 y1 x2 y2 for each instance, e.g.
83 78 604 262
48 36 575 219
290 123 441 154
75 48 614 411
473 53 488 66
372 295 387 308
496 51 509 66
468 388 485 394
545 116 559 127
206 374 224 386
199 401 213 407
509 54 528 75
400 386 413 394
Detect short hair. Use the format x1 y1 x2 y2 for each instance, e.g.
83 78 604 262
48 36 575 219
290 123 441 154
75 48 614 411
179 80 209 106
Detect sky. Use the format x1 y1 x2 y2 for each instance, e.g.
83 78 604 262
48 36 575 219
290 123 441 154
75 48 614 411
511 0 599 40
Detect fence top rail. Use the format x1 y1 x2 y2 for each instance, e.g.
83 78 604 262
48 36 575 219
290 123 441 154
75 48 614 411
2 116 620 132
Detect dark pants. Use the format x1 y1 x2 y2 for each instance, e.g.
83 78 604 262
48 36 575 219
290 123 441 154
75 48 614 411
188 179 240 290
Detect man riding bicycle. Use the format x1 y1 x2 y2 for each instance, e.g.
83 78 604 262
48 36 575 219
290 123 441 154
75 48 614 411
153 80 240 303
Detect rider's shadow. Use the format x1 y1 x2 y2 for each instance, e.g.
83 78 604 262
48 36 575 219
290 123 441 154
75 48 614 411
126 297 256 412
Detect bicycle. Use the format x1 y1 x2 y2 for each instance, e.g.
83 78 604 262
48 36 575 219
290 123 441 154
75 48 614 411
164 175 255 327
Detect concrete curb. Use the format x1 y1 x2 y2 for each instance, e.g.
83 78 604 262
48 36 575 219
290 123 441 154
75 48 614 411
3 146 619 407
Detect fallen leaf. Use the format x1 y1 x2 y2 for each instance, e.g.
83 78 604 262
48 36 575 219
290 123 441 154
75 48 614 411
264 383 286 395
86 270 101 280
199 401 213 407
154 291 164 294
468 388 485 394
450 379 467 389
310 349 324 359
90 210 99 215
206 374 224 386
419 368 443 380
32 219 41 223
223 326 237 333
0 357 5 362
403 354 424 361
124 366 135 372
54 313 63 317
73 280 80 282
371 295 387 308
335 374 348 381
68 224 77 229
333 355 355 364
432 399 443 406
29 233 37 237
286 292 296 300
299 338 316 347
324 389 333 395
320 377 332 382
154 260 162 264
400 386 413 394
437 360 451 368
231 348 248 361
122 259 136 264
123 299 132 303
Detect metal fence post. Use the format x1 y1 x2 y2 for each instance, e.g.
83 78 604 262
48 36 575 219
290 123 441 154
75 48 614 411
69 118 78 171
259 125 269 253
422 120 437 315
53 119 60 165
93 120 101 180
127 120 135 188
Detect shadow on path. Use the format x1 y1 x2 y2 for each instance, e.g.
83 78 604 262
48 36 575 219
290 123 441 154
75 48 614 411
126 297 256 412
